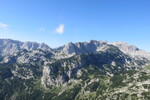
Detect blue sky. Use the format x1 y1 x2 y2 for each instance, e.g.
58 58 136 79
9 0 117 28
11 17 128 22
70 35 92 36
0 0 150 51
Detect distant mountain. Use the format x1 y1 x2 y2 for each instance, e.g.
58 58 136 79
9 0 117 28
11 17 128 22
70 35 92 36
0 39 150 100
1 39 150 60
53 40 108 59
113 41 150 60
0 39 52 56
53 40 150 60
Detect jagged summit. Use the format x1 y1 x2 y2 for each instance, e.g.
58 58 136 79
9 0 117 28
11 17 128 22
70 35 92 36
53 40 108 58
113 41 150 60
53 40 150 60
0 38 150 60
0 39 52 56
113 41 140 51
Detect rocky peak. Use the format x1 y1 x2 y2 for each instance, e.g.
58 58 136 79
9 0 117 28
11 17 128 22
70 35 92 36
54 40 108 56
113 41 139 51
113 41 150 60
0 39 52 56
63 42 76 54
1 38 150 61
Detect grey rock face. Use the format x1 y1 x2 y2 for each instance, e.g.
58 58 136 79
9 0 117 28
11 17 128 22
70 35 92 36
53 40 108 59
55 40 108 54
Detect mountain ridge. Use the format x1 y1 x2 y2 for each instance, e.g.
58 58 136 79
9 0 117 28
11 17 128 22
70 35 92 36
1 38 149 61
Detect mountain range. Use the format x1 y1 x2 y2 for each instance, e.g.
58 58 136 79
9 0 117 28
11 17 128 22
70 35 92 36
1 39 150 60
0 39 150 100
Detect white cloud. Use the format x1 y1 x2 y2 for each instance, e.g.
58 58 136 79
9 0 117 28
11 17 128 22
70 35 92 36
0 23 8 30
39 27 46 32
55 24 64 34
0 22 8 28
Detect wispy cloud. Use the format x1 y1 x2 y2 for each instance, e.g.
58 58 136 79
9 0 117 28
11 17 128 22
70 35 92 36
0 22 8 30
55 24 64 34
39 27 46 32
